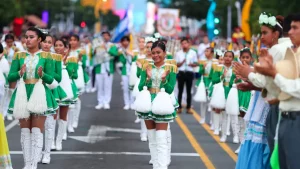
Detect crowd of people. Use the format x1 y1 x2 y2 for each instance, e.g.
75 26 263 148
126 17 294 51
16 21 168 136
0 12 300 169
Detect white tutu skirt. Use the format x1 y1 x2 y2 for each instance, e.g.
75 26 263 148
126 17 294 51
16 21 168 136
60 69 74 100
74 64 85 91
0 57 10 74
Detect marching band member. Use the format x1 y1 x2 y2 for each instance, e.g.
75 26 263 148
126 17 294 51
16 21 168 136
135 39 154 142
136 40 177 169
209 51 224 135
2 34 19 120
53 39 77 151
67 34 88 133
197 47 214 124
83 35 95 93
118 36 134 110
212 51 239 143
7 27 58 169
94 32 118 110
234 48 253 153
131 37 146 123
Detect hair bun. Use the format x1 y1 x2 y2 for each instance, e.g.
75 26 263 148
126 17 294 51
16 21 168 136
276 15 284 27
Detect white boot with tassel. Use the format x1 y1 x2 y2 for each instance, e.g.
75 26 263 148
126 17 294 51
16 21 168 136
31 127 44 169
21 128 31 169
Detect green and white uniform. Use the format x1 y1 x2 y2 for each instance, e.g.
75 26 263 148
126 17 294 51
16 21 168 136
8 51 58 115
137 63 178 123
94 42 118 107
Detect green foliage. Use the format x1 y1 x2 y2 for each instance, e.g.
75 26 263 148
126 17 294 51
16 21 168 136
99 10 120 30
0 0 119 31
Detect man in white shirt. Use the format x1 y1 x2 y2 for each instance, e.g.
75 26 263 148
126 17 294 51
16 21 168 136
176 38 198 114
197 35 210 60
252 14 300 169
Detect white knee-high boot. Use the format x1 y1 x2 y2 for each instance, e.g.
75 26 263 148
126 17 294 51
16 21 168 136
140 120 147 142
226 115 231 136
156 130 168 169
21 128 31 169
73 99 81 128
199 103 207 124
213 111 220 135
231 115 239 144
31 127 43 169
56 120 67 151
210 109 214 130
167 125 172 166
220 112 228 142
51 119 56 150
67 107 75 133
148 129 157 166
42 116 55 164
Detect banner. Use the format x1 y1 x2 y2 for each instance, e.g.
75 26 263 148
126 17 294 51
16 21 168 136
157 8 179 37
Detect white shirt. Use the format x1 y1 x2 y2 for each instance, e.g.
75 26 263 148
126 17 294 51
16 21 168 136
175 49 198 72
248 38 292 101
197 43 210 60
273 47 300 111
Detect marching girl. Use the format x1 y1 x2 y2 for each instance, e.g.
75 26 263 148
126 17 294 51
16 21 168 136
133 38 153 142
234 48 253 154
0 43 13 169
53 39 77 151
197 47 214 124
7 27 58 169
135 40 177 169
67 35 87 133
211 51 239 143
40 35 73 163
208 51 224 135
2 34 19 120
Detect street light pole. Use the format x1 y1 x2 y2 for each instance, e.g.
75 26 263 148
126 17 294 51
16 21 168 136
227 0 232 42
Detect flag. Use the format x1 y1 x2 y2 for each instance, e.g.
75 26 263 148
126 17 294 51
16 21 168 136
112 5 133 43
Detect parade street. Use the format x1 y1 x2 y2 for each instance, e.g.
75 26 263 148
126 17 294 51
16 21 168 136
5 76 238 169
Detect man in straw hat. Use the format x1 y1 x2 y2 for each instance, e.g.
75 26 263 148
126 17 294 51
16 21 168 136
251 13 300 169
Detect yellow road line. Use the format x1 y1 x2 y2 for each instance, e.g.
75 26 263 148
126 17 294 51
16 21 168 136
176 116 216 169
191 109 238 162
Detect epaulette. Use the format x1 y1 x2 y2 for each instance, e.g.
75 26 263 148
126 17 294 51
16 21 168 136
40 51 50 59
165 59 176 65
198 60 206 65
3 49 7 55
142 61 152 71
216 64 224 72
137 58 147 65
79 49 86 55
212 62 218 70
13 51 26 60
164 64 178 73
67 56 78 63
51 53 62 61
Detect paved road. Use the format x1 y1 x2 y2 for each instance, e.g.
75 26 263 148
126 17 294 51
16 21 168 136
5 75 238 169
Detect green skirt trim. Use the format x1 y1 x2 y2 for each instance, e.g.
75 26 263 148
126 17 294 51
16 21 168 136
83 71 90 84
71 80 79 102
8 84 58 115
52 86 73 106
136 111 177 123
238 90 251 113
